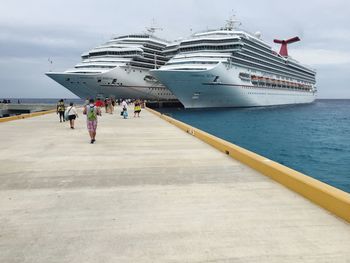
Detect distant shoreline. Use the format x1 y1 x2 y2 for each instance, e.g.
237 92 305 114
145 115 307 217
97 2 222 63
1 98 349 100
0 98 84 105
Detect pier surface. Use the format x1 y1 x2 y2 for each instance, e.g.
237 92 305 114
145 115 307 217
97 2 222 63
0 108 349 263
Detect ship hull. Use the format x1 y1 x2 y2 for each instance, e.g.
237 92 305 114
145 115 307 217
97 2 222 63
151 63 316 108
46 66 176 100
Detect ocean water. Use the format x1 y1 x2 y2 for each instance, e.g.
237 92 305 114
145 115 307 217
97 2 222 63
159 100 350 193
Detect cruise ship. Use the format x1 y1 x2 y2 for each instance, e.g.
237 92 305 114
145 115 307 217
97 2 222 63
151 17 317 108
46 29 176 100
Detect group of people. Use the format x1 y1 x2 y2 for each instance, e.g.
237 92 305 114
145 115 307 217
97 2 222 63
1 99 11 104
56 98 143 144
1 99 21 104
56 99 79 129
104 98 115 114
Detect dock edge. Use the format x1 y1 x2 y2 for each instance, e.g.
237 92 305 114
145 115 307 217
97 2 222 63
146 107 350 223
0 109 56 123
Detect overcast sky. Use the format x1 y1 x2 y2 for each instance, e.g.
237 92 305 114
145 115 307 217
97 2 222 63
1 0 349 98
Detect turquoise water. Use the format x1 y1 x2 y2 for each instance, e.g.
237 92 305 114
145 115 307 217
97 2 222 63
160 100 350 193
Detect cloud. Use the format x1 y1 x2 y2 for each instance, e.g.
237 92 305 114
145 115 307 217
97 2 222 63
0 24 103 59
289 49 350 66
0 56 78 98
1 0 350 98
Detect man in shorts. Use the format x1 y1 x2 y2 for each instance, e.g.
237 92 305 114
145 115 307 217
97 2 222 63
83 99 101 144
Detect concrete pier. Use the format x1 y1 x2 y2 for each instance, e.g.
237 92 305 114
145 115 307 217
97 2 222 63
0 108 350 262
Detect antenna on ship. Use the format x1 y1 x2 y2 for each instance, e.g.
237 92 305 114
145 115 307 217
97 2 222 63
146 18 163 35
47 58 53 72
225 12 241 31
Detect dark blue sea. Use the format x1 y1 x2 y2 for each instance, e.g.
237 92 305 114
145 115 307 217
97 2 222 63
159 100 350 193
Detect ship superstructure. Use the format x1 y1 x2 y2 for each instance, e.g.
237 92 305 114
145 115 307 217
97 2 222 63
46 31 176 100
151 16 317 108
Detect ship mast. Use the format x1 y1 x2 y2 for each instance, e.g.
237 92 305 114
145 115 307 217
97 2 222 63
224 14 241 31
145 19 163 69
146 19 163 35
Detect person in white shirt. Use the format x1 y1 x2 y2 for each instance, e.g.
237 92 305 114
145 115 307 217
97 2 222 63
121 99 129 119
121 99 127 109
66 102 78 129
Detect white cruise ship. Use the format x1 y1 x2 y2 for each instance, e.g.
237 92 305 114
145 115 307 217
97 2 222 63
46 30 176 100
151 17 317 108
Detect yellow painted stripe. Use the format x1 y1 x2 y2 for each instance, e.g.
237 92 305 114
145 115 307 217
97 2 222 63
0 109 56 123
146 107 350 223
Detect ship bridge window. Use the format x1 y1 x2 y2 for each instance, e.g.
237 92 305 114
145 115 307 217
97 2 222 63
172 68 206 70
181 39 239 46
179 44 240 52
144 44 163 51
167 61 217 66
89 50 142 57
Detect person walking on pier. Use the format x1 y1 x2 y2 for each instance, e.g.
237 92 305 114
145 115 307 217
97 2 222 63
56 99 65 122
65 102 78 129
134 99 141 118
83 99 101 144
107 98 113 114
111 99 116 114
121 99 128 119
95 98 104 113
104 98 109 113
121 99 127 109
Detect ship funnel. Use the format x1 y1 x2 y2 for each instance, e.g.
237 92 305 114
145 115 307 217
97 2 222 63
273 36 300 57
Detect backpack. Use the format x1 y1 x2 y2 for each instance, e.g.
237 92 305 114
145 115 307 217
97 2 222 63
87 106 97 121
57 101 65 112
